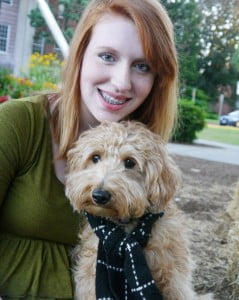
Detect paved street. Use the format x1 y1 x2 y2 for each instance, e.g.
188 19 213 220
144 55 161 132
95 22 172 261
167 139 239 166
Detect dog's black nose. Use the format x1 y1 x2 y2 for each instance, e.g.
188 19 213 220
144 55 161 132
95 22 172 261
92 188 111 204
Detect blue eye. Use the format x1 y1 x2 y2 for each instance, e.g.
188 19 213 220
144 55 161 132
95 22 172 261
134 63 150 73
99 53 115 62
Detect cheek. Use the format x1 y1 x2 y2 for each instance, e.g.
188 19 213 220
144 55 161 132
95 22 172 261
80 64 104 105
135 76 155 100
80 55 108 88
80 61 98 86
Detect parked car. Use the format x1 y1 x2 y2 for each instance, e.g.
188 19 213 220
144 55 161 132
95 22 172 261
219 110 239 127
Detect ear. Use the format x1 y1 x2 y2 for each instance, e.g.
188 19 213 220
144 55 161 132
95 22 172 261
66 133 91 173
66 142 83 172
66 128 98 173
145 141 181 211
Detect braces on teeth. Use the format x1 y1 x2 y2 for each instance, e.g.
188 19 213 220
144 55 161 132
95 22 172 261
102 92 127 105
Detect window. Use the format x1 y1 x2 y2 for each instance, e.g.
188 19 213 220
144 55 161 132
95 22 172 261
32 37 45 55
0 24 9 53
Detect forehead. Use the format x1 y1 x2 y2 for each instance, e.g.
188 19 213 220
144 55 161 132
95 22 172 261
87 13 145 58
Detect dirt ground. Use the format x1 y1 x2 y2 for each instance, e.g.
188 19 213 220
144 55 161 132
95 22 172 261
172 154 239 300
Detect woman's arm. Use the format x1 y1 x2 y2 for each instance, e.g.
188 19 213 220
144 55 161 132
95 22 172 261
0 101 30 205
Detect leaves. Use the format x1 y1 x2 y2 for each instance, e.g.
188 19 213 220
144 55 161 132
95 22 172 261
161 0 239 106
197 0 239 100
28 0 88 43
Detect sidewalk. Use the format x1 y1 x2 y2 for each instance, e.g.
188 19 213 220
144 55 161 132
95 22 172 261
167 139 239 166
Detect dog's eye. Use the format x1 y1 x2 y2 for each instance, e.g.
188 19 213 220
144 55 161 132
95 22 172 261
124 158 136 169
92 154 101 163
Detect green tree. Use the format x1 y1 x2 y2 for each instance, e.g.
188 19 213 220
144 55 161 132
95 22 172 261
161 0 203 89
161 0 239 109
197 0 239 105
232 49 239 72
28 0 89 45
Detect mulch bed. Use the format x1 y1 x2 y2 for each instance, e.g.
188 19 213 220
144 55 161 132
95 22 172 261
172 155 239 300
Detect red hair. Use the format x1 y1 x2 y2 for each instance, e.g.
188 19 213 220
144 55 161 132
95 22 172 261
53 0 178 158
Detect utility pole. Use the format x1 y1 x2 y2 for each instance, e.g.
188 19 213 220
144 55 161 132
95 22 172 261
218 94 224 116
236 81 239 109
192 87 196 103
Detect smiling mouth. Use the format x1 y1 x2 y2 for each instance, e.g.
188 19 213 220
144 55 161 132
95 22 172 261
99 90 130 105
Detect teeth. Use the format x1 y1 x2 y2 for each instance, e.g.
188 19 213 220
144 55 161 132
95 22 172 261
101 91 127 105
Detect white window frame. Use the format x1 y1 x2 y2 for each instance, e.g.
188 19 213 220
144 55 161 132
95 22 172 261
32 37 45 55
0 24 10 54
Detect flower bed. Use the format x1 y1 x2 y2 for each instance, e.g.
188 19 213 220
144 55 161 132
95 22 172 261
0 52 62 100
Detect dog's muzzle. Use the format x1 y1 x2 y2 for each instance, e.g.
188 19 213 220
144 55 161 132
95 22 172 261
92 188 111 205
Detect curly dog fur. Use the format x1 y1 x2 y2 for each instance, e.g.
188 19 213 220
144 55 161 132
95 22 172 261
66 121 213 300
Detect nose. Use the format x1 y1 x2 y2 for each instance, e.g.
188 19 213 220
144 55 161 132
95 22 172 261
111 62 132 92
92 188 111 205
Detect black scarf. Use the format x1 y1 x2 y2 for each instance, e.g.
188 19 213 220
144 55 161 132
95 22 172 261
85 211 164 300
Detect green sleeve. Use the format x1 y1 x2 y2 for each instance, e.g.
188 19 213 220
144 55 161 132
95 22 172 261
0 100 33 205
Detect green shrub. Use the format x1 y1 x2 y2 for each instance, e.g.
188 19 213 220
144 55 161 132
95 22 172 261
205 112 218 120
27 52 61 91
0 68 36 98
0 68 13 96
0 53 61 99
183 86 210 111
172 99 206 143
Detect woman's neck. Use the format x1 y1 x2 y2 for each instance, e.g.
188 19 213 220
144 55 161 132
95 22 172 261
78 101 100 133
47 95 100 185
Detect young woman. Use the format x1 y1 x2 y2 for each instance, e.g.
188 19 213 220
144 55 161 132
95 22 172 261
0 0 178 298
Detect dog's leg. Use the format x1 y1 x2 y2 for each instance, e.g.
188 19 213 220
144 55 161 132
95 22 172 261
144 213 214 300
144 211 199 300
73 225 98 300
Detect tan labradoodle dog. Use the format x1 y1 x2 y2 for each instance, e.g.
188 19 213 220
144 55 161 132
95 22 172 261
66 121 213 300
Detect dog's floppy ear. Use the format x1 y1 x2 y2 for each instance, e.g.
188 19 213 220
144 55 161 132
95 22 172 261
66 129 94 172
144 137 181 211
66 142 83 172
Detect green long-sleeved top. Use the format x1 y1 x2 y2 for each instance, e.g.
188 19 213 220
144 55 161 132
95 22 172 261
0 95 82 299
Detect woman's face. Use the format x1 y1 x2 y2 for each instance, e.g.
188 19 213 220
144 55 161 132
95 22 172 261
79 13 155 126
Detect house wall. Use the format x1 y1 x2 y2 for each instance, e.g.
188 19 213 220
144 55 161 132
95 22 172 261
0 0 19 70
0 0 70 75
14 0 36 75
0 0 36 75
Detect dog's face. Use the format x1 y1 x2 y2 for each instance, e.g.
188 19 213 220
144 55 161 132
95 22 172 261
66 121 180 221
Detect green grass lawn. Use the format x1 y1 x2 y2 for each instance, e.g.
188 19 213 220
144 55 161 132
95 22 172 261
197 121 239 146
